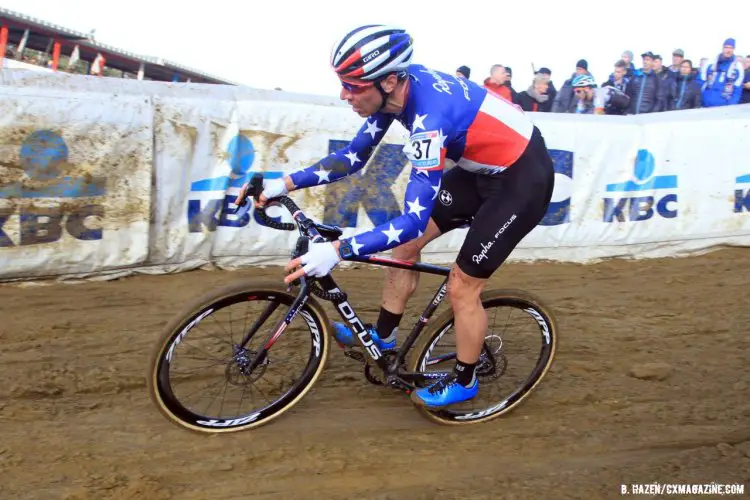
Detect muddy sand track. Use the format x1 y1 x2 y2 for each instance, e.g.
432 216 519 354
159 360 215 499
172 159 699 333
1 248 749 499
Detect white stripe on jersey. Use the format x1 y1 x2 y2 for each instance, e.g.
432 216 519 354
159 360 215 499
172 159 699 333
456 158 508 176
480 92 534 140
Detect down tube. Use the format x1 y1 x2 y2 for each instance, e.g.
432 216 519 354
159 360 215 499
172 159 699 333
317 275 389 367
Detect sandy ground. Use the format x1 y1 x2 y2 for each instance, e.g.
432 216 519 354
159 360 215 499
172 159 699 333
1 248 749 499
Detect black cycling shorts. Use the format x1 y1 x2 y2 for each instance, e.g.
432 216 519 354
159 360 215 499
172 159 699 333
430 126 555 279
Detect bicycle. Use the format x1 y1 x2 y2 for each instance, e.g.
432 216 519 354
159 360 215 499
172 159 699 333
147 173 559 433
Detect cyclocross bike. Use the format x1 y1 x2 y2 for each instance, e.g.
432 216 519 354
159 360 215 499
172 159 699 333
147 173 559 433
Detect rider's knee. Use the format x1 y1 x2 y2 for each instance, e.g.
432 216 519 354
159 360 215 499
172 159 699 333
447 265 485 306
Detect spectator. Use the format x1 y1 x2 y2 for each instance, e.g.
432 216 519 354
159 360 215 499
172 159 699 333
552 59 591 113
652 55 673 83
741 56 750 105
503 66 519 102
602 60 631 92
483 64 514 102
456 65 471 80
667 59 702 110
516 74 553 112
570 74 630 115
625 51 664 114
621 50 636 77
669 49 685 77
535 67 558 104
700 38 744 107
601 60 631 115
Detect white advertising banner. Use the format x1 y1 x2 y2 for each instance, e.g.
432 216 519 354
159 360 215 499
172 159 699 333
0 86 152 279
1 69 749 280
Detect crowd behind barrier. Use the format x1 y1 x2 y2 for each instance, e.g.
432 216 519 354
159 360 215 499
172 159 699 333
1 68 749 283
6 31 749 113
457 38 750 116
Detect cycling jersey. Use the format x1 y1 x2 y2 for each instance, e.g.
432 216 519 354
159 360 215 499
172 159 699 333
288 63 535 259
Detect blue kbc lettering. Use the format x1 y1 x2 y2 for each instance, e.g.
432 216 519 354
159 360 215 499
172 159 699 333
734 174 750 213
0 130 106 247
602 149 678 222
187 134 283 232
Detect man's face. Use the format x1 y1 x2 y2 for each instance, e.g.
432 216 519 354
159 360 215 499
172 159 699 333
491 67 507 84
642 56 653 70
574 86 593 101
621 53 632 65
723 45 734 58
743 57 750 70
653 58 663 72
614 66 626 80
575 67 587 75
672 54 684 66
680 61 692 76
534 80 549 94
339 81 383 117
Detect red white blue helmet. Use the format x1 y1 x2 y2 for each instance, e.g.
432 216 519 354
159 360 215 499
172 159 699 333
330 25 413 83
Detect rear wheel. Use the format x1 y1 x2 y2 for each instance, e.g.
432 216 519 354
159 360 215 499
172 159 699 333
147 281 331 433
407 289 558 425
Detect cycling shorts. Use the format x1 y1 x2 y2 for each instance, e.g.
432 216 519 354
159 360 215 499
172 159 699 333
430 126 555 279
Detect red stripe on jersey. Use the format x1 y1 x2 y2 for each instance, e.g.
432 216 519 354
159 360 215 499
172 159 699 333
462 94 532 168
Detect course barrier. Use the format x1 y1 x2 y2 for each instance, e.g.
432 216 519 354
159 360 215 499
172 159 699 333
1 68 749 281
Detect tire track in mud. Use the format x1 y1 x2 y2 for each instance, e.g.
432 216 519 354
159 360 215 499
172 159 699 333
1 248 749 499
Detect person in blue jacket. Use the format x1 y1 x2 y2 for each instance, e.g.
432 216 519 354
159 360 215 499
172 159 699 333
700 38 744 107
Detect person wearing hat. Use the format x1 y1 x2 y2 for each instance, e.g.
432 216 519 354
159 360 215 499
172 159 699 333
625 51 664 114
621 51 636 76
669 49 685 77
535 67 558 104
700 38 744 107
456 65 471 80
552 59 593 113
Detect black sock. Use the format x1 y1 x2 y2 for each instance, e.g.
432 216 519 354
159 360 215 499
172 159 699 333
375 307 402 342
454 359 477 387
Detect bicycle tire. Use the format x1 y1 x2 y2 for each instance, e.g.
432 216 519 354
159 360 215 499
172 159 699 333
147 280 332 433
406 288 558 425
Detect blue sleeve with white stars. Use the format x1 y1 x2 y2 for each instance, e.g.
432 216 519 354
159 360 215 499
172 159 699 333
340 115 449 259
288 113 394 189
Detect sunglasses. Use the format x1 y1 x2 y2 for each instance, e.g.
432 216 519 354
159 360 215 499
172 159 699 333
340 79 375 93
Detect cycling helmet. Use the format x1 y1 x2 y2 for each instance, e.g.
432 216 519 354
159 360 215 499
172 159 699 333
572 74 596 87
330 25 413 83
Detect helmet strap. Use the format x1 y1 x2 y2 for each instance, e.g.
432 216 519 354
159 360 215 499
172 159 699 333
375 79 391 111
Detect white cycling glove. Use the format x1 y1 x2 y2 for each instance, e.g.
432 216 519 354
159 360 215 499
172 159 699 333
299 242 341 277
261 178 289 200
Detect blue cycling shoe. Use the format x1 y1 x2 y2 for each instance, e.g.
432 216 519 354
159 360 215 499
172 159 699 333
411 374 479 408
332 322 396 351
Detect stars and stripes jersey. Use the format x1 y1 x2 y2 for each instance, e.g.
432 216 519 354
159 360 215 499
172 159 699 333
288 63 535 258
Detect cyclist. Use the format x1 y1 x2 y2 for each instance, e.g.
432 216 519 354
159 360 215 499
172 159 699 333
236 25 555 409
570 74 630 115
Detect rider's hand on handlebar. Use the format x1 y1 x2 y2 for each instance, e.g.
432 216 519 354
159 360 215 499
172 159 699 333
234 177 289 209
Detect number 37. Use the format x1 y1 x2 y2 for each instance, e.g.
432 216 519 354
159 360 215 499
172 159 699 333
411 138 432 160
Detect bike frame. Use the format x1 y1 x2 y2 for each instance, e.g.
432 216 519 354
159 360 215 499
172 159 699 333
319 255 453 387
235 186 458 389
243 256 455 390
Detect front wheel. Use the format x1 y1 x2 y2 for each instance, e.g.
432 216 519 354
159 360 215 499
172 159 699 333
406 289 558 425
147 280 331 433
